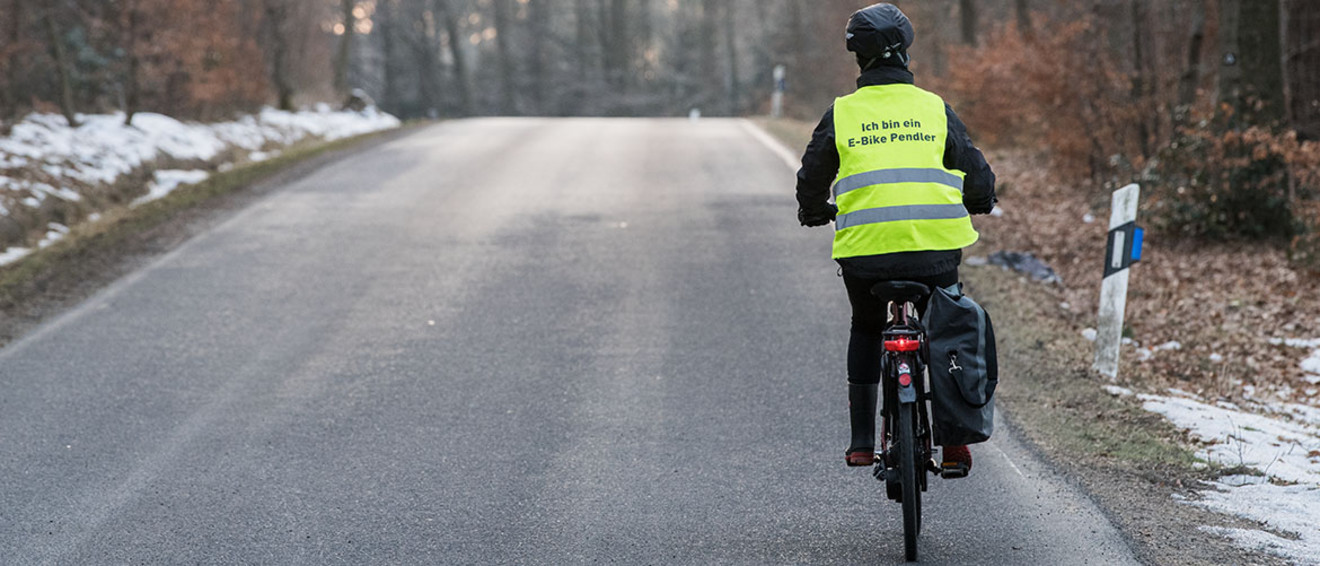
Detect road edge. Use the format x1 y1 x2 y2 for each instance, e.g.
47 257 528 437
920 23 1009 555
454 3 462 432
0 122 425 350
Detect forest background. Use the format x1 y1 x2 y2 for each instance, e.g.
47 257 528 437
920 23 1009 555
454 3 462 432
8 0 1315 258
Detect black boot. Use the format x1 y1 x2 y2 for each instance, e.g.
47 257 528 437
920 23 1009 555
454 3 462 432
846 383 879 466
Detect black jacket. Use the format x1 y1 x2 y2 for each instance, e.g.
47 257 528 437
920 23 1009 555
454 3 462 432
796 65 996 280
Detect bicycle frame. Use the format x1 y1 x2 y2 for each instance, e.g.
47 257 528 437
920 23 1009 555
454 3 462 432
878 300 933 479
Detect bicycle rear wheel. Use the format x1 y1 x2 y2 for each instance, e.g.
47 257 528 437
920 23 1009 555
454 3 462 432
897 402 921 561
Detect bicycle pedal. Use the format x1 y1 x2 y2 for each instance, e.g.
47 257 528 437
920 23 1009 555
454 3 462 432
940 464 970 479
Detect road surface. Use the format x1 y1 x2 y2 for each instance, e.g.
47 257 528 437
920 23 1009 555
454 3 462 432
0 118 1138 564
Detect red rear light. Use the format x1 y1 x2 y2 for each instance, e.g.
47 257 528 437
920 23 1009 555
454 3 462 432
898 373 913 387
884 338 920 352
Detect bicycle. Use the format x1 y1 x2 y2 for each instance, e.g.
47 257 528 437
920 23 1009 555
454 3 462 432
866 280 962 562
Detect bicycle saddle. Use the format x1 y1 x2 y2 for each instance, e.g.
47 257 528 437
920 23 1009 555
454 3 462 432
870 280 931 304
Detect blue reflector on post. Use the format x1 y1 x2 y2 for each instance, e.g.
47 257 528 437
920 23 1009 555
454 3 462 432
1130 227 1144 262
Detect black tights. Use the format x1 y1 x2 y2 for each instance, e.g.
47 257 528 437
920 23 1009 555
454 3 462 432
844 269 959 385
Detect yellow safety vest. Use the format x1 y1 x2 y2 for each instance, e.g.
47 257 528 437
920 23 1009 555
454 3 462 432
831 84 978 259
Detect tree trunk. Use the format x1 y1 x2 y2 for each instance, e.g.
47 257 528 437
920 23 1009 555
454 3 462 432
42 12 78 127
1284 0 1320 138
377 0 398 112
438 0 473 117
1218 0 1285 127
636 0 652 81
1014 0 1033 40
1176 0 1206 121
608 0 628 91
1131 0 1151 158
594 0 613 89
574 0 592 82
124 0 141 126
3 0 24 121
722 1 739 116
333 0 355 97
263 0 295 111
699 0 717 110
492 0 518 114
959 0 978 47
414 4 440 117
528 0 547 114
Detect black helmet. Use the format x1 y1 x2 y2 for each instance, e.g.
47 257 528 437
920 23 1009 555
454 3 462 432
845 3 914 67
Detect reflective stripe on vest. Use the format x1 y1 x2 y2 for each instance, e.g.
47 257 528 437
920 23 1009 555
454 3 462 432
835 203 971 230
833 168 964 200
831 84 978 258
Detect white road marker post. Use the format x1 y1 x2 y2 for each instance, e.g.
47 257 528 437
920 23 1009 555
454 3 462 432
771 65 786 119
1093 183 1144 379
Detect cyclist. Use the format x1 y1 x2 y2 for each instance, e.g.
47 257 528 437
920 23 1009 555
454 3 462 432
794 3 997 473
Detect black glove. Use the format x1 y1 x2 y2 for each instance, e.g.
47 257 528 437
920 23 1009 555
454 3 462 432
966 196 998 215
798 203 837 227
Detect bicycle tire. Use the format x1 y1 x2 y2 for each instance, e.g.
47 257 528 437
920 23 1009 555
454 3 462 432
898 402 921 561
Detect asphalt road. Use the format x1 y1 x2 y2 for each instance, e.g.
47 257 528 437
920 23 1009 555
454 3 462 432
0 118 1139 564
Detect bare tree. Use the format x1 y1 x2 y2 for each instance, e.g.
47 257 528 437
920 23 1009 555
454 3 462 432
438 0 474 116
1175 0 1206 121
722 1 739 115
1014 0 1033 40
959 0 978 47
333 0 356 97
1130 0 1151 158
41 5 78 127
1218 0 1285 126
527 0 547 114
262 0 296 110
491 0 518 114
1 0 24 121
1284 0 1320 138
122 0 143 125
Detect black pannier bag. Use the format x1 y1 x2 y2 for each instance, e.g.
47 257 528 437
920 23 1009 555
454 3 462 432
921 283 998 446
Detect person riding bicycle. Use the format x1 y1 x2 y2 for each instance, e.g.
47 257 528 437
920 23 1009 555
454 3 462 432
794 3 997 473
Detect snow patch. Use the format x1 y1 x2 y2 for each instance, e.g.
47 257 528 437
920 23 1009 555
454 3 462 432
132 170 210 207
0 106 399 270
1102 385 1133 397
0 106 400 206
1139 393 1320 483
1269 337 1320 349
1081 328 1098 342
1198 485 1320 566
0 246 31 266
1302 351 1320 376
1135 389 1320 563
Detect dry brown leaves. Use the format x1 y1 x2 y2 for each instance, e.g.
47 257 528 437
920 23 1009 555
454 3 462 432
974 149 1320 405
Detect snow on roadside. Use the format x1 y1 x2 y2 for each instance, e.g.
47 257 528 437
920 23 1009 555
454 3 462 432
1131 389 1320 565
0 105 400 263
0 106 399 194
131 170 210 207
0 246 30 266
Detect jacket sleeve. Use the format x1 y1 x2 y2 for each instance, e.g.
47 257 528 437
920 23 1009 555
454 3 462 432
795 105 840 214
944 104 997 214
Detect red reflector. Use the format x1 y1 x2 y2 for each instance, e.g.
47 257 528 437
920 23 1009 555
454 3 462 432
898 373 913 387
884 338 920 352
